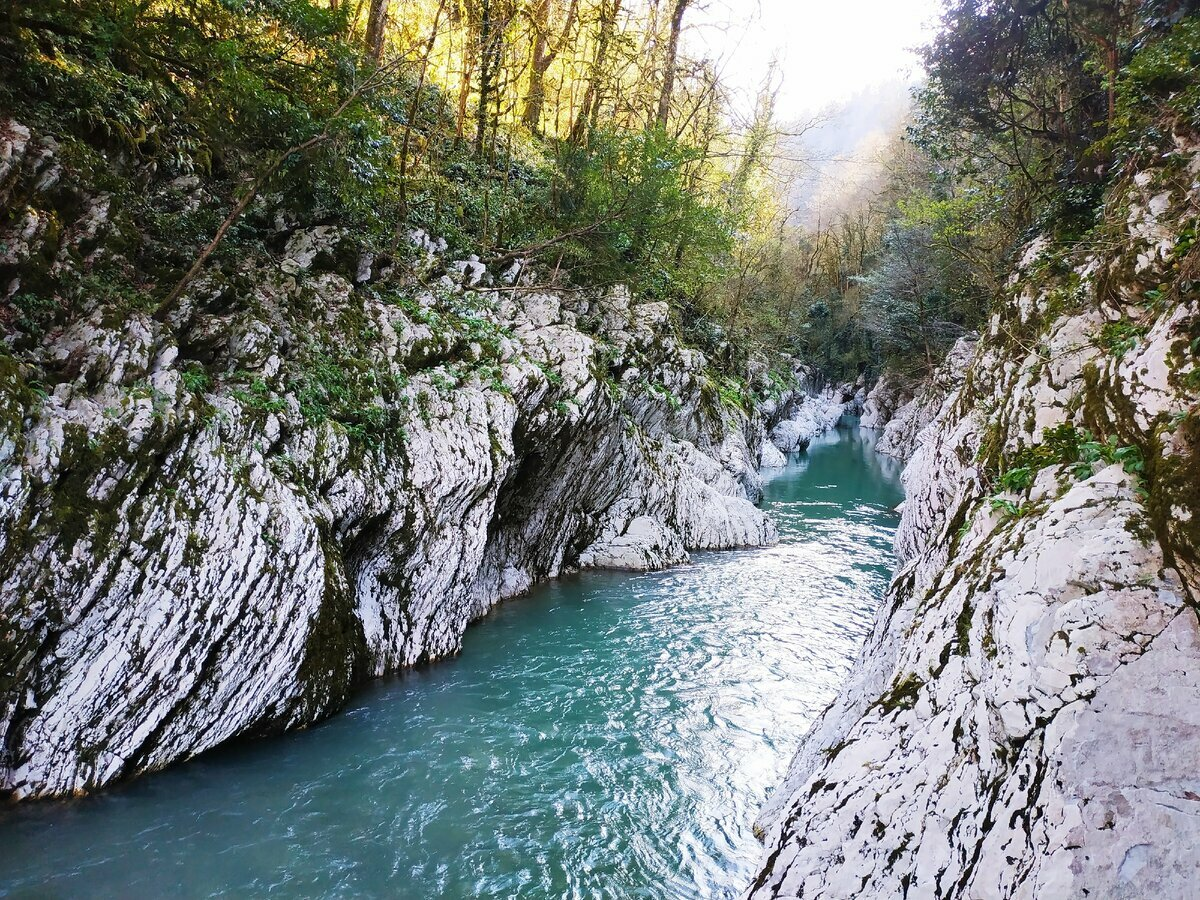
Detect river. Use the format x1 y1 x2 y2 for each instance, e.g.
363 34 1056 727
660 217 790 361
0 422 903 899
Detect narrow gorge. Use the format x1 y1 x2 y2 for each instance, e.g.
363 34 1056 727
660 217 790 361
0 425 898 896
749 141 1200 897
0 126 840 797
2 0 1199 897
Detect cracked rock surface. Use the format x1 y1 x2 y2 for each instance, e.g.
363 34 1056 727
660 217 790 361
0 120 797 800
749 139 1200 898
0 280 788 800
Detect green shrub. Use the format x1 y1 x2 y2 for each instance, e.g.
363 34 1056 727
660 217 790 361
997 466 1034 492
987 496 1024 518
1098 321 1148 357
1005 423 1146 486
181 365 211 394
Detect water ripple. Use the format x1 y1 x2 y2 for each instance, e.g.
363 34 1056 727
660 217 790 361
0 425 903 899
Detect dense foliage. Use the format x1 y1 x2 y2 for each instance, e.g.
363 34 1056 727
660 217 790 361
2 0 1198 387
0 0 768 355
719 0 1200 383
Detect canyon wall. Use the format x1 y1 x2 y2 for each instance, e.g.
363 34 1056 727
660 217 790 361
750 139 1200 898
0 120 843 800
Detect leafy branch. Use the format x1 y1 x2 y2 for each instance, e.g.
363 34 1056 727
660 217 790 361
156 56 413 318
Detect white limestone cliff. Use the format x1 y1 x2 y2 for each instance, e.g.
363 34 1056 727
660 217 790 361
749 138 1200 898
0 270 787 799
0 120 791 798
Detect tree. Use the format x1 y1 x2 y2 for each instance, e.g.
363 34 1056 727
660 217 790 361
1062 0 1141 121
861 220 973 373
399 0 450 211
365 0 390 59
474 0 494 155
655 0 690 128
522 0 580 132
568 0 622 146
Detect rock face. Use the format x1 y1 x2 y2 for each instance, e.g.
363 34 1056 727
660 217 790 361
0 122 784 799
766 391 850 456
749 140 1200 897
747 362 855 467
0 280 779 800
859 372 914 430
874 336 977 462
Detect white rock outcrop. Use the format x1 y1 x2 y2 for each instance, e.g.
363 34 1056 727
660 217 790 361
875 336 977 462
749 140 1200 898
768 391 849 454
758 439 787 469
859 372 914 430
0 212 782 798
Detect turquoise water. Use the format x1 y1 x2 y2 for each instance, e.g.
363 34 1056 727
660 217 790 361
0 424 902 899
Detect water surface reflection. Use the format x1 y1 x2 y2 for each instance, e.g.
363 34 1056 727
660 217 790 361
0 423 903 899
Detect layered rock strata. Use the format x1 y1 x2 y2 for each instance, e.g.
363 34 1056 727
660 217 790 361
750 140 1200 898
0 120 787 799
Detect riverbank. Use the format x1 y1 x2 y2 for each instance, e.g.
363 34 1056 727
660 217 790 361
0 426 901 898
0 116 791 799
748 132 1200 897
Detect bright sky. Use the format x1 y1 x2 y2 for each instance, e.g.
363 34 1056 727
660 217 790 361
686 0 944 121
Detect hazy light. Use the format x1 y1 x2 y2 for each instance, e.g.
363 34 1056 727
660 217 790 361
687 0 943 121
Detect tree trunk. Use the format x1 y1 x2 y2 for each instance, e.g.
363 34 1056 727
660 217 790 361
1106 40 1117 121
521 0 579 133
473 0 510 158
457 54 474 140
398 0 449 211
654 0 689 128
568 0 621 147
474 0 492 155
454 1 477 141
365 0 389 59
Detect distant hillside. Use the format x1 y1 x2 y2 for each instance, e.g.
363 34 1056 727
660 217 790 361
784 79 913 224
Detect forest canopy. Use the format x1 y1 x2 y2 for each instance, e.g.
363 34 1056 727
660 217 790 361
2 0 1199 383
1 0 747 307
